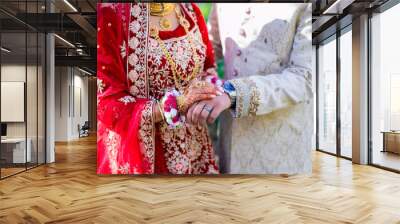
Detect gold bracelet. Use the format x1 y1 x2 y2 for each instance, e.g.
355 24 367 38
157 101 165 122
176 95 186 113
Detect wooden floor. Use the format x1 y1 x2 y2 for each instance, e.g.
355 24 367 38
373 150 400 171
1 136 400 224
0 167 26 178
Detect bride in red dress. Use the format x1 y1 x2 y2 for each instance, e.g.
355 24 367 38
97 3 220 174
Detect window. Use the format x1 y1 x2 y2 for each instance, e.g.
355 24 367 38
371 2 400 171
0 0 47 179
340 28 352 158
318 37 337 154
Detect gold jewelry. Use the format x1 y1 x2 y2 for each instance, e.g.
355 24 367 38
150 3 175 17
149 6 201 92
194 81 207 88
159 17 172 30
157 101 165 122
176 95 186 113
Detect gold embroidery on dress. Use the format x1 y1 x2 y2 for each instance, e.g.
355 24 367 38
118 163 130 174
158 123 214 174
147 28 206 99
118 95 136 105
247 80 260 116
127 3 148 99
159 124 189 174
139 101 155 173
120 41 126 58
105 129 120 174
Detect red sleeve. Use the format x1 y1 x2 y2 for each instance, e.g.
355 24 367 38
97 4 154 175
191 3 217 72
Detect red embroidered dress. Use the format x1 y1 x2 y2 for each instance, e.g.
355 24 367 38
97 3 219 174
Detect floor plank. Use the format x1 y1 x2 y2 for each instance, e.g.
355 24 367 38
1 135 400 224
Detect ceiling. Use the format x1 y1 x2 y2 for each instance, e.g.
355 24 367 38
311 0 391 44
0 0 96 74
0 0 396 74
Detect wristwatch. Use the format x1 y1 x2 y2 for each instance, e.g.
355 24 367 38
222 81 237 109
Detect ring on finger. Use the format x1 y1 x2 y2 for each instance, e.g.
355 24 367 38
203 104 213 113
199 104 213 125
206 108 214 123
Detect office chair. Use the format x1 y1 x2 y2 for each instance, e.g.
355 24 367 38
79 121 90 138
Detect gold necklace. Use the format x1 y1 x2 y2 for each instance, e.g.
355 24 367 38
159 18 172 30
150 6 201 92
150 3 175 31
150 3 175 17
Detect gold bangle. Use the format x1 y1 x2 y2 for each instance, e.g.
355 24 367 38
157 101 165 122
176 95 186 113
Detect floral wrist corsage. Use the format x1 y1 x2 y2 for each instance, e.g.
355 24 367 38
204 75 224 94
160 89 185 129
203 68 224 93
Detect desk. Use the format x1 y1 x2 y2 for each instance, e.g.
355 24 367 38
382 131 400 154
1 138 31 163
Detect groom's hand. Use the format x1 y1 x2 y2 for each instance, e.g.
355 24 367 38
186 93 231 125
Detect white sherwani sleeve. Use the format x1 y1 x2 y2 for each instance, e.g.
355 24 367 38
229 4 313 118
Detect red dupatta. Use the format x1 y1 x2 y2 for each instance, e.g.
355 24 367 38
97 3 154 174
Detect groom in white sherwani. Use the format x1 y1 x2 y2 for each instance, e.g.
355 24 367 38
186 3 313 174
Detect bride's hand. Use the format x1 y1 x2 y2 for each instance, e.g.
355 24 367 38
178 80 221 114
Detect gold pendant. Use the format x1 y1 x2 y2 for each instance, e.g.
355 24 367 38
150 3 175 17
159 18 172 30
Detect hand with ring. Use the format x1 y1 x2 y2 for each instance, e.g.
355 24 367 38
177 80 222 114
186 92 231 125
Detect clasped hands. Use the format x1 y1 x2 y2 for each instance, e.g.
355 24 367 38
180 79 231 125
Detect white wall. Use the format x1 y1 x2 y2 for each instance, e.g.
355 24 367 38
1 65 39 137
1 63 46 164
1 65 27 141
72 73 89 138
54 67 89 141
55 66 69 141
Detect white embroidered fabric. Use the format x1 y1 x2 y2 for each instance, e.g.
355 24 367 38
213 3 313 174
